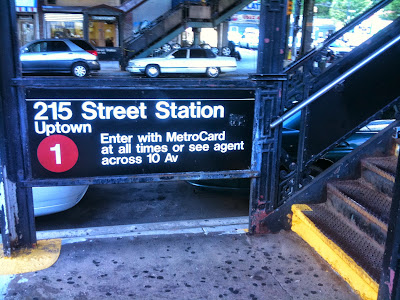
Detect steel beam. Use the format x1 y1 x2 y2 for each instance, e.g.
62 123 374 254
249 0 288 234
0 0 36 255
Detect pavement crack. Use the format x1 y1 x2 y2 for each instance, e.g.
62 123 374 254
269 272 293 300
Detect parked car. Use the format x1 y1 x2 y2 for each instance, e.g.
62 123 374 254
20 38 100 77
228 30 242 45
327 39 354 60
33 185 89 217
281 113 393 164
126 48 237 78
188 115 393 191
238 32 259 49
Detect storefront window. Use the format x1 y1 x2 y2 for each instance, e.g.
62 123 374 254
18 16 35 46
44 13 83 38
89 16 118 47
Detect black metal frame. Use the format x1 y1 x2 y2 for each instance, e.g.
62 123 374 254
249 0 288 233
0 0 36 256
0 0 290 254
15 79 260 188
275 5 400 208
0 3 287 256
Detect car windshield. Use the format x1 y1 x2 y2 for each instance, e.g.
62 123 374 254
330 40 348 47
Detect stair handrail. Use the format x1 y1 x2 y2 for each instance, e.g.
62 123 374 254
123 2 187 45
271 34 400 129
284 0 394 73
123 0 213 46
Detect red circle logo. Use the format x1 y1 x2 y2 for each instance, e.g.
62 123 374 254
37 135 79 173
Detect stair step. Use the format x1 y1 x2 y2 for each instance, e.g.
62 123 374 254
328 179 392 223
291 204 380 300
363 156 397 175
361 156 397 197
327 180 390 245
303 203 384 282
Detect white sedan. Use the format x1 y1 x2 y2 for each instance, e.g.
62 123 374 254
127 48 237 78
33 185 89 216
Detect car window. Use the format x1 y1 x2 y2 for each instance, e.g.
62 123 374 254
70 39 95 50
172 49 187 58
48 41 70 52
190 49 207 58
27 42 47 53
204 49 216 58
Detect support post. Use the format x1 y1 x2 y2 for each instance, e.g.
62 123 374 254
0 0 36 255
250 0 288 234
299 0 315 56
193 28 201 46
257 0 287 74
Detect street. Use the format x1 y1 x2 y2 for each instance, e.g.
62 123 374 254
22 47 259 79
35 181 250 231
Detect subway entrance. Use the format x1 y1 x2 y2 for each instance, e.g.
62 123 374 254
26 87 256 232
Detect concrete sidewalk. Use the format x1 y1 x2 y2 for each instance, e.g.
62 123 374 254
1 229 359 299
97 61 128 76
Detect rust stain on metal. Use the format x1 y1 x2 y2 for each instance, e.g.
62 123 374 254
250 196 272 234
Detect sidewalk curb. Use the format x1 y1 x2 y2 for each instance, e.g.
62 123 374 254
37 216 249 244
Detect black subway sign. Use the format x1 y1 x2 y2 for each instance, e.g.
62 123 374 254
26 89 255 179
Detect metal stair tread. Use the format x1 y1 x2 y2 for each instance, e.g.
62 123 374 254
304 203 384 282
362 156 397 177
328 179 392 224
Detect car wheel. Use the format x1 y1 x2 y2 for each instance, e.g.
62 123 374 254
211 47 219 55
145 64 160 78
162 43 172 52
171 43 181 50
206 67 220 78
221 46 231 56
72 62 89 77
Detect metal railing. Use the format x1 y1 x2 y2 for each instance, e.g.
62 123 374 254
272 34 400 129
284 0 395 73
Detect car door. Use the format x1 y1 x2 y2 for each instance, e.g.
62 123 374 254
160 49 188 73
20 41 50 71
45 40 73 71
188 49 209 73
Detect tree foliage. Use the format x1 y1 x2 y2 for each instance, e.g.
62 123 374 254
329 0 373 22
381 0 400 20
315 0 332 18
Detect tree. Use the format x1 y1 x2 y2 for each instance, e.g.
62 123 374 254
314 0 332 18
381 0 400 20
329 0 372 22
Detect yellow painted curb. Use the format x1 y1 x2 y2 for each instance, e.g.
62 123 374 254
0 239 61 275
291 204 378 300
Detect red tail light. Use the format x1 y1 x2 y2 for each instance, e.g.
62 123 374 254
86 50 98 56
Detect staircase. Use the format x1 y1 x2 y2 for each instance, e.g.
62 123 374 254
291 131 398 299
122 0 253 62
